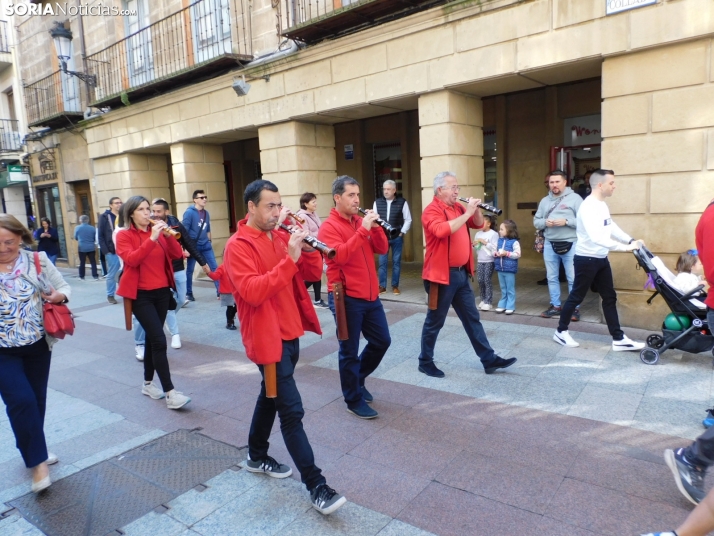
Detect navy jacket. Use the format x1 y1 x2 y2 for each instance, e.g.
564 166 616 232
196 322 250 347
97 210 117 254
182 205 211 249
166 214 207 272
34 227 60 256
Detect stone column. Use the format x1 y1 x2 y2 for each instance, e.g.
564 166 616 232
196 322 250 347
418 90 484 210
258 121 336 214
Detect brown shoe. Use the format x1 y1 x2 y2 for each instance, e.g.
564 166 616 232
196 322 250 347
392 287 401 295
107 295 117 305
379 286 386 294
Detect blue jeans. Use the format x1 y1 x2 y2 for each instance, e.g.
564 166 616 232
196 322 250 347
328 293 391 407
378 235 403 288
543 239 575 307
46 254 58 265
250 339 325 491
420 268 496 367
186 245 218 295
496 271 517 310
105 253 120 296
135 271 187 343
0 339 51 468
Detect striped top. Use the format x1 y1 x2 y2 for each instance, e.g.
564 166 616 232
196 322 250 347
0 255 44 347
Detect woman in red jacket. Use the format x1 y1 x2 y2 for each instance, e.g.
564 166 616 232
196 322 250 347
116 196 190 410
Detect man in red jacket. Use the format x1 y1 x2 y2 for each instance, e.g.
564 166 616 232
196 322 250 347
223 180 346 516
318 176 391 419
420 171 517 378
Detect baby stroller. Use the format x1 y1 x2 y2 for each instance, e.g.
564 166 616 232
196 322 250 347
633 245 713 365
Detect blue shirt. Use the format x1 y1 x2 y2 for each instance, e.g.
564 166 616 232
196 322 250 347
73 223 97 253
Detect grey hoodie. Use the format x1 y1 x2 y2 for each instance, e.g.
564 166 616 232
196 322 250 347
533 186 583 242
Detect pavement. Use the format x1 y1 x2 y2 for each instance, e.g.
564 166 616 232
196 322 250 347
0 270 711 536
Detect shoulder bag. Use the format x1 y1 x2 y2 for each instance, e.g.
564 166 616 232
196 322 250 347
33 252 75 339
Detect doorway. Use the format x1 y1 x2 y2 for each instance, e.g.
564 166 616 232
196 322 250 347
36 184 67 259
373 142 402 199
73 180 94 225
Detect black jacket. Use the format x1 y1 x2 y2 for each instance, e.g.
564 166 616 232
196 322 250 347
167 214 207 272
97 210 117 254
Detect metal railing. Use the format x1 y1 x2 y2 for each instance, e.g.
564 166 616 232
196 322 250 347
0 20 9 53
24 71 82 126
0 119 21 152
86 0 250 104
282 0 337 28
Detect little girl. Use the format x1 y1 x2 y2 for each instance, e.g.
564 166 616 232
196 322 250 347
207 264 237 330
494 219 521 315
673 249 705 295
473 215 498 311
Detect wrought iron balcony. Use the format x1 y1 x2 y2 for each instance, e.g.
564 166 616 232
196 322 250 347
0 119 21 152
24 70 84 128
86 0 252 107
280 0 450 43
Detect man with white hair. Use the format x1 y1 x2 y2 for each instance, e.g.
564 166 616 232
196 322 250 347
373 179 412 295
418 172 517 378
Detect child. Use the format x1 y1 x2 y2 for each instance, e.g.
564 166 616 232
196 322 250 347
674 249 705 295
494 219 521 315
207 264 237 330
473 215 499 311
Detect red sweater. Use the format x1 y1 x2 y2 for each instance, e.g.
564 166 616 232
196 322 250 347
422 196 483 284
224 218 322 365
695 201 714 309
317 208 389 300
116 226 183 299
207 264 235 295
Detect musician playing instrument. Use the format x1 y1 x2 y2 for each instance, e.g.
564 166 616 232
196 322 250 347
419 172 517 378
317 176 391 420
223 180 346 516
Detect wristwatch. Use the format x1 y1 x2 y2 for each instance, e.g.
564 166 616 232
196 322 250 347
628 238 635 244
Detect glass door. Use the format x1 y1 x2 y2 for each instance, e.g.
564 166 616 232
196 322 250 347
37 185 67 259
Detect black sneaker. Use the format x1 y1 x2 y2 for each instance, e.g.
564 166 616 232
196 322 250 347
310 483 346 515
536 277 548 286
226 323 237 331
418 362 445 378
346 400 378 419
361 385 373 403
571 308 581 322
664 448 706 505
313 300 329 309
244 455 293 479
484 356 517 375
186 294 195 302
541 304 561 318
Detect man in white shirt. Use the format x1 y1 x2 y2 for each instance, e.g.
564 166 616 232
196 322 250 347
373 180 412 295
553 169 646 351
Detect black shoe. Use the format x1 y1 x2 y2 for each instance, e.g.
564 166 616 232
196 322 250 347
186 294 196 302
361 385 373 403
226 323 237 331
418 362 445 378
346 401 378 419
665 448 706 505
540 304 561 319
310 483 346 515
536 277 548 286
484 356 517 374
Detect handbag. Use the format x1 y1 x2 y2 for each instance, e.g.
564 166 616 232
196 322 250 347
33 252 75 339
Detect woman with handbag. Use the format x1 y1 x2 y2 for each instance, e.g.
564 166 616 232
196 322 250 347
0 214 71 493
33 217 61 265
115 196 191 410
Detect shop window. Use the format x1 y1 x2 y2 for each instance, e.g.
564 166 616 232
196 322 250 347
373 142 402 199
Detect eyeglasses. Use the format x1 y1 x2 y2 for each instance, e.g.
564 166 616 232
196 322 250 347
196 196 208 200
441 185 460 191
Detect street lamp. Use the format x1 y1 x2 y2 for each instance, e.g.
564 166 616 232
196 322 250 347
49 22 96 87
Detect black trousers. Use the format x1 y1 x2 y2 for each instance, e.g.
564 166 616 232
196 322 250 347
132 288 174 392
558 255 624 340
226 305 236 325
304 280 321 302
78 251 98 279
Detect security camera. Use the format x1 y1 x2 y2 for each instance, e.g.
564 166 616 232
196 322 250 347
232 75 251 96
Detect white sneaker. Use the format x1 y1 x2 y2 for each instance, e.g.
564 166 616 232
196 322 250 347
553 330 579 348
612 336 645 352
182 299 190 308
505 309 514 315
135 345 145 361
46 453 58 465
494 308 506 313
166 390 191 409
480 304 492 311
142 382 165 399
171 334 182 349
477 301 484 309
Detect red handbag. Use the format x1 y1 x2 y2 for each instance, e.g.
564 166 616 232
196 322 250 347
33 253 75 339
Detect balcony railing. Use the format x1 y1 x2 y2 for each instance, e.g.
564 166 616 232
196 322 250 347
280 0 450 43
0 21 10 53
0 119 21 152
24 71 83 127
86 0 252 107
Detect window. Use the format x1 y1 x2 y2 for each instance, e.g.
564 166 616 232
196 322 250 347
191 0 231 64
123 0 154 86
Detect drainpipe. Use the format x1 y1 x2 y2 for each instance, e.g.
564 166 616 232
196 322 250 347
245 39 299 68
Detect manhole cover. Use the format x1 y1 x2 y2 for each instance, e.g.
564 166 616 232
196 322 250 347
9 429 245 536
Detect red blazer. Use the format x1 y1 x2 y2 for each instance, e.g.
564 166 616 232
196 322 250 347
115 226 183 300
224 218 322 365
207 264 235 295
317 208 389 301
422 196 483 285
696 201 714 309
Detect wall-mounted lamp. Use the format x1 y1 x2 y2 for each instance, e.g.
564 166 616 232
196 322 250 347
50 22 97 87
232 74 271 96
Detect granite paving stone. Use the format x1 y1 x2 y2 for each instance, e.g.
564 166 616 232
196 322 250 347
567 385 643 425
376 520 436 536
277 501 391 536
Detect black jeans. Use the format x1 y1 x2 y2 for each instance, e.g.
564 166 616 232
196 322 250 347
132 288 174 392
78 251 98 279
305 280 321 302
558 255 624 340
0 338 51 468
249 339 325 491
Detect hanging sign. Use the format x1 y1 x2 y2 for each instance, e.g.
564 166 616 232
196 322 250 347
606 0 656 15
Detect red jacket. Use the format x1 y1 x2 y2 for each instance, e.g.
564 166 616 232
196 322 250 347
115 226 183 300
207 264 235 295
422 196 483 284
695 201 714 309
318 208 389 300
224 218 322 365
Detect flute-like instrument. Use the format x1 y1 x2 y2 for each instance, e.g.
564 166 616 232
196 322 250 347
278 223 336 259
357 208 400 238
457 197 503 216
149 219 181 239
287 211 305 224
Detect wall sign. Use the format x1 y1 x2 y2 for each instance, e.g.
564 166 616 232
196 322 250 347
564 114 602 146
344 144 354 160
606 0 656 15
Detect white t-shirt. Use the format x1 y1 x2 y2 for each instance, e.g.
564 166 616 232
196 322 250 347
574 196 632 258
474 229 498 263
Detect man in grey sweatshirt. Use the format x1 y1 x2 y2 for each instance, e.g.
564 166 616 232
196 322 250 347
533 170 583 320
